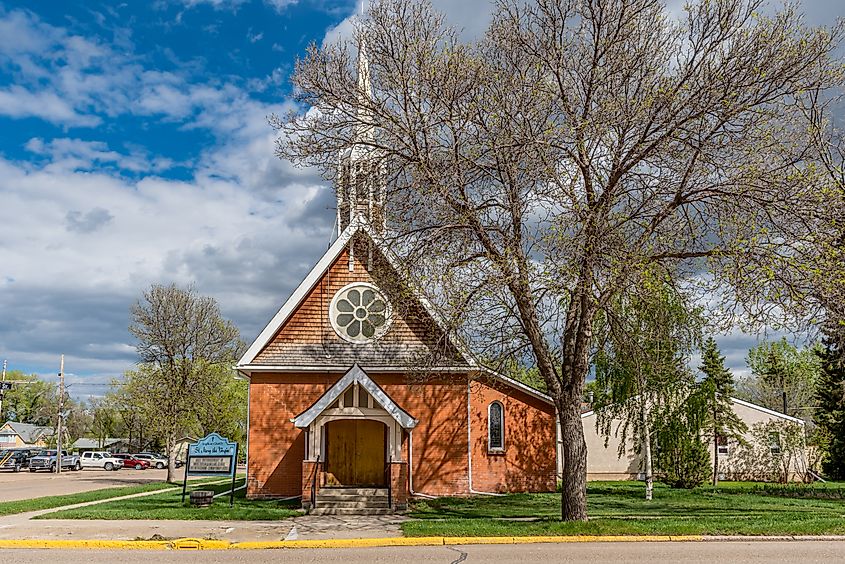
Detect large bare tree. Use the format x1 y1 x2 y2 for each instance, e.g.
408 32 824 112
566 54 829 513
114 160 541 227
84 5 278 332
275 0 842 520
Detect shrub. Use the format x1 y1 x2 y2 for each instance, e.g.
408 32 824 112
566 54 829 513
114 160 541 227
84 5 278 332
655 432 712 489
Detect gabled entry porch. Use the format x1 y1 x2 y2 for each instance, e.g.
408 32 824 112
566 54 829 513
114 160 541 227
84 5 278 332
293 364 417 513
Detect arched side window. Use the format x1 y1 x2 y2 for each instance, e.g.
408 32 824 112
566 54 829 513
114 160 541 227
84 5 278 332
488 401 504 452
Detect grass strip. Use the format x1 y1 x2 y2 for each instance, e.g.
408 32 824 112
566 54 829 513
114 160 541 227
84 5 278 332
39 479 302 521
0 481 176 517
403 481 845 537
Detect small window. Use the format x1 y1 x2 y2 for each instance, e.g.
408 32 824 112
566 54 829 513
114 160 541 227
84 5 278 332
358 387 370 408
343 387 355 408
488 401 504 452
768 432 781 455
716 434 729 456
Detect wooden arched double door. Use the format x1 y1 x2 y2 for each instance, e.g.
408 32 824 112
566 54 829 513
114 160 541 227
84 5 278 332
324 419 387 487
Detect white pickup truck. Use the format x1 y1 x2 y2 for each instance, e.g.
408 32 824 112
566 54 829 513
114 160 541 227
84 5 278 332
79 451 123 471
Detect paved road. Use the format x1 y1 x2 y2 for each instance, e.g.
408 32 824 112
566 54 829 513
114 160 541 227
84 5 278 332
2 542 844 563
0 468 183 502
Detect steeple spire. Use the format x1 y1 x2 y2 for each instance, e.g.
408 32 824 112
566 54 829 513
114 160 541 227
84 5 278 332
336 27 385 240
353 34 374 150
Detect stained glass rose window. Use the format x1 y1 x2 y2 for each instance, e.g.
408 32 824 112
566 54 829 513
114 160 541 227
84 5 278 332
329 283 392 342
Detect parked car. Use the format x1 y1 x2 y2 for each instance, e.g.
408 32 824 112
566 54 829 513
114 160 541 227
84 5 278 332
0 448 32 472
134 453 167 469
111 453 150 470
79 451 123 471
29 450 81 472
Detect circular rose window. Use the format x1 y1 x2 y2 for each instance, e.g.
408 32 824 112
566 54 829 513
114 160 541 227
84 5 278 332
329 282 392 343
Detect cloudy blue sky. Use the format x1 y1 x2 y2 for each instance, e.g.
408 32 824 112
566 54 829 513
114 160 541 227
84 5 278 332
0 0 838 398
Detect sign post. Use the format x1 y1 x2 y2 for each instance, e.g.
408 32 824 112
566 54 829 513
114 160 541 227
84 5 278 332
181 433 239 507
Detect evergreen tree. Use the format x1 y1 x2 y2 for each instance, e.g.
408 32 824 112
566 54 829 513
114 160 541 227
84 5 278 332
815 330 845 479
700 337 747 485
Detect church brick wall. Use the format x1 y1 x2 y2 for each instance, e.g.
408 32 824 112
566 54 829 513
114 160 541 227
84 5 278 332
246 371 556 500
468 379 557 493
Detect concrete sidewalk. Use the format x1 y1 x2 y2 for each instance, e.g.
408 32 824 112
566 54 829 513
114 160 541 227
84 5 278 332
0 509 406 543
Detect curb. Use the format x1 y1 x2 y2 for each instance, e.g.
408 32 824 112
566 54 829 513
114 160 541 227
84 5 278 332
0 535 844 550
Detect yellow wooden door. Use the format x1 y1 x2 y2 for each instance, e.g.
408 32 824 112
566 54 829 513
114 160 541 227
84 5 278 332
325 420 386 486
355 420 386 486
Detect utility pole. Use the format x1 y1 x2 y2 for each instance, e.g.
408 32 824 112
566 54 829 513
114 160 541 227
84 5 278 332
56 355 64 475
0 360 6 419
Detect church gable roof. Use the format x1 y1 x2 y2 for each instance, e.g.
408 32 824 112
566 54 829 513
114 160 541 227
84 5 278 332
292 364 417 429
237 216 475 371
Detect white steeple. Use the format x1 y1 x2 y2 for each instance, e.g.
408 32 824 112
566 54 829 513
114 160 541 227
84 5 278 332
336 30 385 238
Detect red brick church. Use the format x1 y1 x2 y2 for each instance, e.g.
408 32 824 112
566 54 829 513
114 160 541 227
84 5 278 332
236 42 556 512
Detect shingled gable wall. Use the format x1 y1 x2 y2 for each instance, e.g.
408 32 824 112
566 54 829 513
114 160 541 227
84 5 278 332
253 238 465 368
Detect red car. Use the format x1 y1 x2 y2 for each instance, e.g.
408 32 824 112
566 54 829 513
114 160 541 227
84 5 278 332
112 454 150 470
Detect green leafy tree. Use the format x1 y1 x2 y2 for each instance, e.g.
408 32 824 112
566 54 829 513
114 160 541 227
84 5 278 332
699 337 747 486
594 275 702 500
815 331 845 479
105 379 150 452
653 386 711 489
88 398 119 448
0 371 57 425
127 284 242 482
194 366 248 447
741 338 822 421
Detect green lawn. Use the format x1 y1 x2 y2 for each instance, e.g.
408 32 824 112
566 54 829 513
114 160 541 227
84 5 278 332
403 481 845 537
39 479 302 521
0 482 176 517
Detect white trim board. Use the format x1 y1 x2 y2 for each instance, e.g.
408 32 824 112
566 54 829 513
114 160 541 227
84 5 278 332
478 366 554 405
730 397 805 425
237 218 360 366
237 364 476 373
292 364 417 429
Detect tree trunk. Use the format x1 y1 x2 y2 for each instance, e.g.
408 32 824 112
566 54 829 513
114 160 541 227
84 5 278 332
642 408 654 501
555 288 595 522
558 398 588 521
712 404 719 487
166 433 177 483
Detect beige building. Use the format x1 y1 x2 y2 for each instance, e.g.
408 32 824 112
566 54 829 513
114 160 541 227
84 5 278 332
0 421 53 448
562 397 807 482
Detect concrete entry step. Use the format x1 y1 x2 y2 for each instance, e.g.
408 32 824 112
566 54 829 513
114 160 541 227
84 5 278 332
318 487 388 497
313 499 390 509
308 507 395 516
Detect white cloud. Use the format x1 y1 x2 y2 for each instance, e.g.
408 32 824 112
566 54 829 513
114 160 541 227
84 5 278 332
323 0 494 46
176 0 299 13
0 87 100 126
0 7 333 385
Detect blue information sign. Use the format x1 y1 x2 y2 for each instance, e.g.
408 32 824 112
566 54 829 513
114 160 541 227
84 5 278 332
188 433 238 476
182 433 239 506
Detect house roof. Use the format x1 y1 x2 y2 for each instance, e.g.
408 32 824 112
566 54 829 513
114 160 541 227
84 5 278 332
1 421 53 444
237 216 474 370
71 437 128 449
292 364 417 429
580 396 805 424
